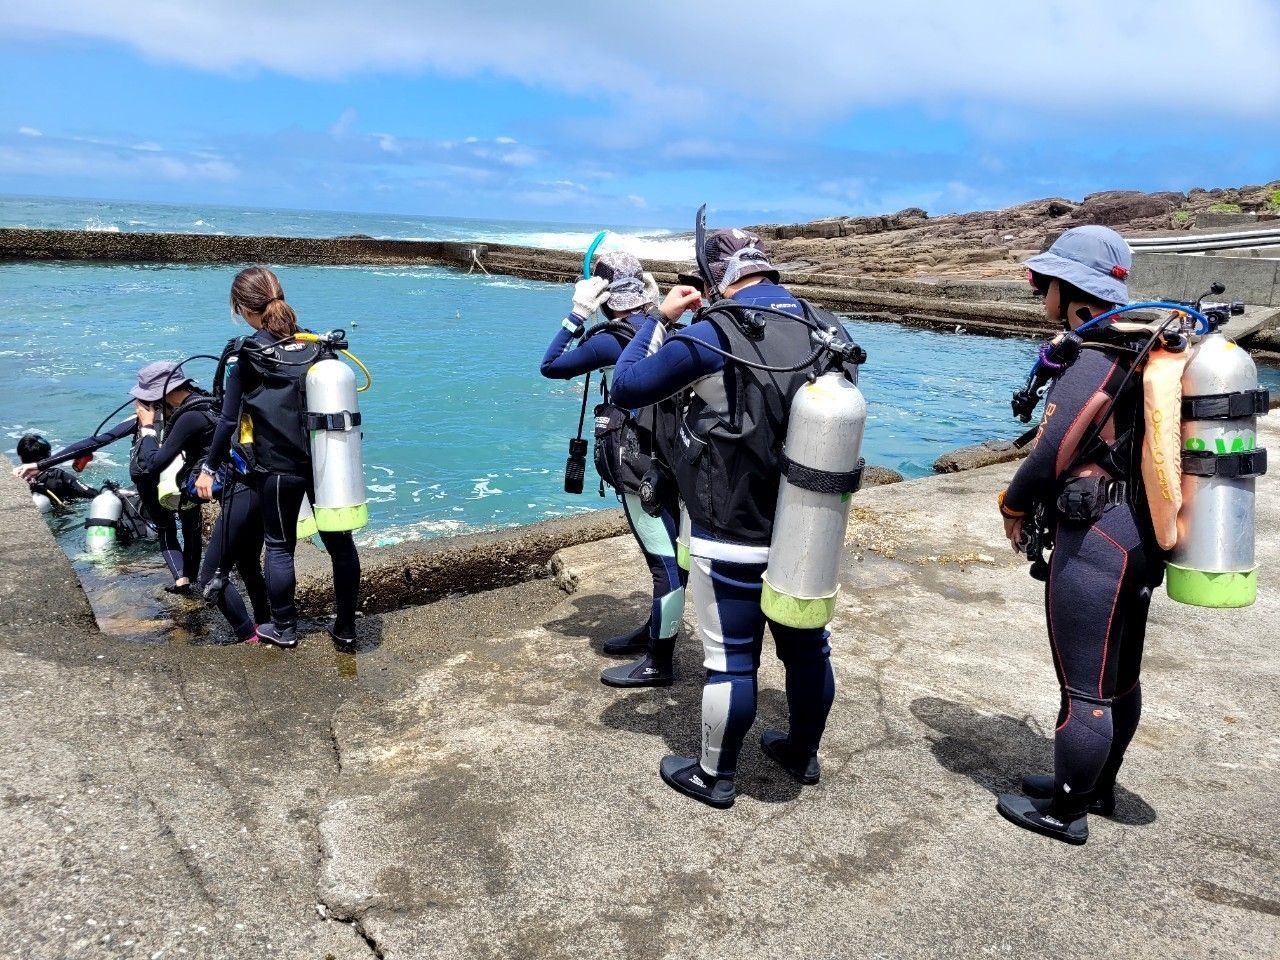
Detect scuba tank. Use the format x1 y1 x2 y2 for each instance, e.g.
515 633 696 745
761 370 867 629
32 492 53 514
297 493 319 540
85 489 123 553
1168 329 1270 607
676 502 691 572
305 343 368 532
157 453 186 511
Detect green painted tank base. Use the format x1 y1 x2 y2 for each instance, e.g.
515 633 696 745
315 503 369 533
296 516 319 540
760 577 837 629
1166 563 1257 608
676 543 690 572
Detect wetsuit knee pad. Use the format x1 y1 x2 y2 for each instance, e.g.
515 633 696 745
1056 692 1114 795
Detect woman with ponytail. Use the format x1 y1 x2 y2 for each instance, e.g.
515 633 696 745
197 266 361 650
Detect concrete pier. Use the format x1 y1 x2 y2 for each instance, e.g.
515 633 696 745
2 416 1277 959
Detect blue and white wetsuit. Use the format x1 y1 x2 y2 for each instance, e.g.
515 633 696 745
611 282 836 780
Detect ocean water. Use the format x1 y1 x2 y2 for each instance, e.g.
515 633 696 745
0 194 696 261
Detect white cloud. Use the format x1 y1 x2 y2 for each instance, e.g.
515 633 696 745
17 126 42 137
0 133 238 183
1 1 1275 123
330 107 358 136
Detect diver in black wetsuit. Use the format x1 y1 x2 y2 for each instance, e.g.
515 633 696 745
540 250 688 688
199 266 361 651
995 226 1160 845
132 361 270 643
11 364 204 591
15 434 99 507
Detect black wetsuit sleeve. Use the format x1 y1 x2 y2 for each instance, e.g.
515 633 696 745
134 411 206 476
1002 351 1122 516
35 468 99 500
204 361 243 473
36 417 138 471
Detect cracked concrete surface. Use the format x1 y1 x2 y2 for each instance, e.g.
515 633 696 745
2 421 1278 958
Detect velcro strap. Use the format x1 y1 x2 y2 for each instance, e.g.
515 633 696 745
1182 390 1271 420
305 410 362 431
1181 448 1268 478
781 455 865 495
84 518 117 529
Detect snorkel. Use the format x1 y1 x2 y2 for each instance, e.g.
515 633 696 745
694 204 719 305
582 230 608 280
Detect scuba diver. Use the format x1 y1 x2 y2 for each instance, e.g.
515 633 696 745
132 361 270 644
995 226 1161 845
15 433 99 509
609 226 847 809
12 363 204 592
541 250 687 688
198 266 362 651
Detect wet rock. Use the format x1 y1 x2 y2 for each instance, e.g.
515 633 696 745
932 438 1027 474
863 465 904 487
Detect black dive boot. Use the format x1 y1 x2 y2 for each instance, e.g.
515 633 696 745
602 618 651 656
997 789 1089 845
328 620 359 653
659 755 735 809
256 622 299 650
1020 773 1116 817
760 729 821 785
601 635 675 688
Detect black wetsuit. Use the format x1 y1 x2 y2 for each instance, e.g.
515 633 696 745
1002 347 1160 810
39 418 201 581
134 397 269 641
205 329 361 637
28 467 98 503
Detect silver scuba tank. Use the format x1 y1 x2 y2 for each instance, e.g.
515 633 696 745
85 489 123 554
1168 332 1269 607
32 492 53 514
296 493 319 540
676 501 691 572
157 453 186 511
761 371 867 628
306 357 368 532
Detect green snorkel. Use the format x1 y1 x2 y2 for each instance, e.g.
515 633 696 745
582 230 608 279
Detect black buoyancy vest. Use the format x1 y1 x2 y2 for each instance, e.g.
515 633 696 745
237 335 322 475
167 390 218 486
675 303 821 545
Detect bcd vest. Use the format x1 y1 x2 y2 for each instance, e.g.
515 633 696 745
674 303 824 545
235 335 322 475
167 390 218 488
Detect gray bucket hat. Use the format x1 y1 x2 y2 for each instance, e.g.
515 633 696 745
1025 225 1132 305
592 250 650 312
703 228 779 294
130 361 192 402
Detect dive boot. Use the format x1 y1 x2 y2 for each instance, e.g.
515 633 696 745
328 620 358 653
996 793 1088 846
256 622 299 650
659 755 735 809
1020 774 1116 817
760 729 820 785
600 654 673 688
602 620 651 656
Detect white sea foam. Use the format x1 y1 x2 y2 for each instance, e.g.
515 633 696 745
402 229 693 262
84 217 120 233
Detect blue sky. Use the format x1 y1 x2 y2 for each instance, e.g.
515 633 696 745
1 1 1278 228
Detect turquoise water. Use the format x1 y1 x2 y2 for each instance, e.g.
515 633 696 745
0 258 1053 548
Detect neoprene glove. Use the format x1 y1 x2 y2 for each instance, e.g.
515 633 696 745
571 276 610 320
641 271 660 307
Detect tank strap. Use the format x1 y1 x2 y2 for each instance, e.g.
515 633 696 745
304 411 362 431
84 518 117 529
1182 389 1271 420
781 455 865 494
1182 448 1268 478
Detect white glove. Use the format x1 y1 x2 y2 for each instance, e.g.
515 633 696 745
641 271 660 307
571 276 610 320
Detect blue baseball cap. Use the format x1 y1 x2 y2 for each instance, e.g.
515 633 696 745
1025 225 1132 305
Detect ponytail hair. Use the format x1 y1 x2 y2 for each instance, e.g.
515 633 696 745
230 266 299 340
